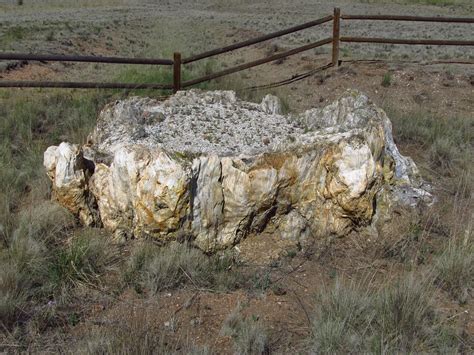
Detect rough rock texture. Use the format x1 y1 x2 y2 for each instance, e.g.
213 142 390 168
88 91 300 157
44 89 432 252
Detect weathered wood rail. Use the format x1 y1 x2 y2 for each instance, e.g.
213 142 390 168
0 8 473 93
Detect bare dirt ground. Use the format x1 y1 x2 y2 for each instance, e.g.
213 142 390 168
1 0 473 353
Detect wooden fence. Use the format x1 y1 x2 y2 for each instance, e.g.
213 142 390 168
0 8 473 92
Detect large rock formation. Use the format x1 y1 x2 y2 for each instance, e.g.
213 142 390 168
44 90 431 252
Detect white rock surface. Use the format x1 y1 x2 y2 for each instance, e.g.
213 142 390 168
88 91 298 157
44 89 432 251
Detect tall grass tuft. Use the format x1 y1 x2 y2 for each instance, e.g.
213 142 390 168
221 305 269 355
0 225 118 329
374 276 436 350
123 241 242 293
309 275 459 353
0 89 113 243
48 228 119 295
310 279 372 352
381 72 392 87
434 237 473 302
0 202 73 327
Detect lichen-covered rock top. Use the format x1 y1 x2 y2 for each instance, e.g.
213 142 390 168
44 89 432 252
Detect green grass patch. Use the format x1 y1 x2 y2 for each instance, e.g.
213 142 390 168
0 89 113 239
113 59 218 97
48 228 119 294
0 26 31 46
0 225 118 329
0 88 121 330
381 71 392 87
114 66 174 97
384 106 473 178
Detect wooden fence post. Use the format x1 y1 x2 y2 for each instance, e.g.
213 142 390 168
332 8 341 66
173 52 181 93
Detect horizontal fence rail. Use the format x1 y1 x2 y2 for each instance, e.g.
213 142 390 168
340 14 474 23
0 52 173 90
0 81 173 89
0 53 173 65
340 37 474 46
182 38 332 87
0 8 473 92
182 15 333 64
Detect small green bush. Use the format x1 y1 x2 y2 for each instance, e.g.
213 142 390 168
45 31 55 41
1 26 29 45
382 72 392 87
143 242 212 292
